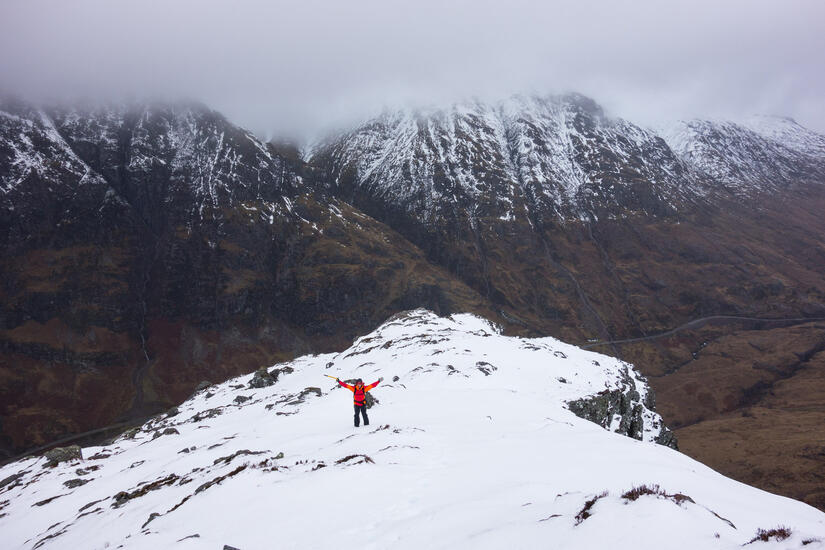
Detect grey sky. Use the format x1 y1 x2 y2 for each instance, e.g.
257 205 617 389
1 0 823 140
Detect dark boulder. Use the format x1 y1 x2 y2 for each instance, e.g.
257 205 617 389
249 367 275 389
287 387 323 405
0 472 24 489
43 446 83 468
63 478 91 489
269 366 294 383
152 427 180 439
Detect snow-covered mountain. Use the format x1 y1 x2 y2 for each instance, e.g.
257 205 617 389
50 102 301 226
1 310 822 549
314 94 825 223
0 99 305 248
312 94 698 223
0 102 107 197
742 115 825 159
660 115 825 194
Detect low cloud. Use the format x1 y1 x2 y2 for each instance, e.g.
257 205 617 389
1 0 823 140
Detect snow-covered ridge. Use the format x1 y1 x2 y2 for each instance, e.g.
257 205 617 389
2 310 823 549
5 94 823 225
0 105 108 195
742 115 825 159
314 94 825 224
313 93 696 221
659 115 825 194
50 103 298 208
1 100 302 224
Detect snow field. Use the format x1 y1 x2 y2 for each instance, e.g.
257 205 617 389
1 310 823 549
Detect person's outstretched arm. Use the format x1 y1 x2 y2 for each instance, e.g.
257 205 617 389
365 377 383 391
337 379 355 392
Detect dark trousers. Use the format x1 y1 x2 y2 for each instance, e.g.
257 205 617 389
354 404 369 427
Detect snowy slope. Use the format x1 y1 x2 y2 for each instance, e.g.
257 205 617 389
498 94 694 217
314 100 522 220
49 103 300 220
0 102 109 196
2 310 823 550
742 115 825 159
314 94 696 223
659 117 825 194
317 94 825 225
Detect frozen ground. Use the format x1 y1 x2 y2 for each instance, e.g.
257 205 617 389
1 310 823 549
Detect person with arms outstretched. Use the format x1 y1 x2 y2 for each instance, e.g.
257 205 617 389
337 377 382 427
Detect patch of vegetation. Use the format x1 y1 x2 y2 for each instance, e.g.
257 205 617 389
335 454 375 465
575 491 608 525
33 494 66 507
194 465 247 495
621 484 695 506
747 527 792 544
112 474 180 508
212 449 265 466
622 484 664 501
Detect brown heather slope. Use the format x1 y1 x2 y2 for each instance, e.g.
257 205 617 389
660 322 825 510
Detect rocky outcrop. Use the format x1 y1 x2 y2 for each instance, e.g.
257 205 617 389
269 366 294 383
248 368 276 389
248 365 296 389
287 387 323 406
0 471 24 489
152 428 180 439
42 445 83 468
566 368 678 449
63 478 90 489
654 429 679 449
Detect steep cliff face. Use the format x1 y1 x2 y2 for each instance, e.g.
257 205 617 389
312 95 707 341
313 94 699 224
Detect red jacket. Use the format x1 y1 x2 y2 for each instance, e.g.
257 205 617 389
339 380 380 406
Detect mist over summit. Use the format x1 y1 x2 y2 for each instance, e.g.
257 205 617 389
2 0 824 141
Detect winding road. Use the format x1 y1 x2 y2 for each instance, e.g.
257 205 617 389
581 315 825 349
